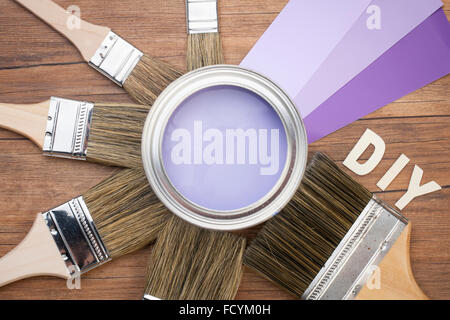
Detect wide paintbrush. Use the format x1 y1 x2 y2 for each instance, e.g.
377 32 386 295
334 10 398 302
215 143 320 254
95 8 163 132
0 97 149 167
15 0 183 106
244 153 428 300
0 168 170 287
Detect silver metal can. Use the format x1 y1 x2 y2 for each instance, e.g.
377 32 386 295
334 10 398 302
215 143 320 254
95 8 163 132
142 65 307 230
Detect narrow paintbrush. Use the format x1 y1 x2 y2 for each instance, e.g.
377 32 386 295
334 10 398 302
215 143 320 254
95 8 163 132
244 153 428 300
143 216 246 300
186 0 224 71
0 168 170 288
0 97 149 167
15 0 182 106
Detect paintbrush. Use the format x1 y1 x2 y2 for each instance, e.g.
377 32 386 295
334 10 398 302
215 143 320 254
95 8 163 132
15 0 182 106
143 215 246 300
244 152 428 300
186 0 224 71
143 10 244 300
0 97 149 167
0 168 170 287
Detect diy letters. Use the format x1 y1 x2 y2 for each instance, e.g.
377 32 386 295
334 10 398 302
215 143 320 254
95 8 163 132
343 129 441 209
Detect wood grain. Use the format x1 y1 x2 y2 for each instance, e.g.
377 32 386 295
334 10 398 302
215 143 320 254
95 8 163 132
0 0 448 300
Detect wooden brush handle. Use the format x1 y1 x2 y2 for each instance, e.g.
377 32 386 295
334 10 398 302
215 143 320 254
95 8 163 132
0 100 49 148
15 0 110 61
0 214 71 288
357 224 429 300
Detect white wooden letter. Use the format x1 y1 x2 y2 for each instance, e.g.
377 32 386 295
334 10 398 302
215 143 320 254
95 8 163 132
395 165 441 210
343 129 386 175
377 154 410 190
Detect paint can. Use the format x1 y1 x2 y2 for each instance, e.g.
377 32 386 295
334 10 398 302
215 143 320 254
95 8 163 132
142 65 307 230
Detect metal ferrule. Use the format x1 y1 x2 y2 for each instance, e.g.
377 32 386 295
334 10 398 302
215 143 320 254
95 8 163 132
43 97 94 160
302 196 408 300
41 196 111 277
89 31 143 86
142 294 162 300
186 0 219 34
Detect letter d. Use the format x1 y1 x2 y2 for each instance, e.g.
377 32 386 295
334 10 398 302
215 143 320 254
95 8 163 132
343 129 385 175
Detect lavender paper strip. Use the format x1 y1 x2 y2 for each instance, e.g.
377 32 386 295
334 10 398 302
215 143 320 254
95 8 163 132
296 0 443 117
240 0 372 99
304 9 450 144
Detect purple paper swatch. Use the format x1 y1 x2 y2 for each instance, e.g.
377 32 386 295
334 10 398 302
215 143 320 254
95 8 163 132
304 9 450 144
240 0 372 99
296 0 443 117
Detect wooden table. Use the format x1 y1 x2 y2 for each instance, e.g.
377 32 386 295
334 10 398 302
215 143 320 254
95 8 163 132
0 0 448 300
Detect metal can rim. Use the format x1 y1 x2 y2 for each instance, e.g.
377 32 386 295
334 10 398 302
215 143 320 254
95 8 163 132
141 65 308 231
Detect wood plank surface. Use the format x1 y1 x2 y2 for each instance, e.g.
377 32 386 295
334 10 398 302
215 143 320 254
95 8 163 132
0 0 448 300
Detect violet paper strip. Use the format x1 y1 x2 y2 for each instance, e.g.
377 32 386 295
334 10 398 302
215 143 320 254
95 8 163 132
296 0 443 117
304 9 450 144
240 0 372 99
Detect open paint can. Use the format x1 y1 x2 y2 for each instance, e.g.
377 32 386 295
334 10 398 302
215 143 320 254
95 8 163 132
142 65 307 230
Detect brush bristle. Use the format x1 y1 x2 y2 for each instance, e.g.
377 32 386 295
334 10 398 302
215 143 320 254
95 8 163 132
243 153 372 298
187 33 224 71
83 168 170 259
123 55 183 106
86 103 150 168
145 216 246 300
